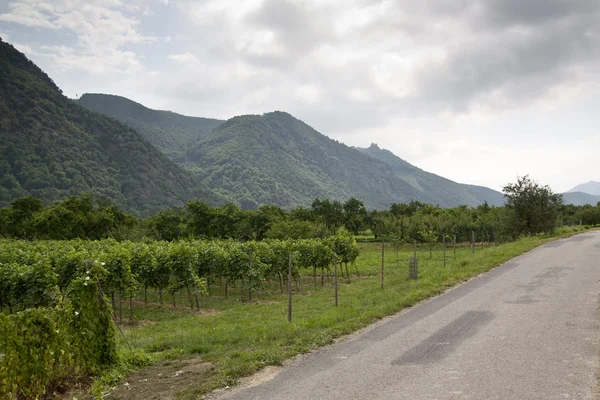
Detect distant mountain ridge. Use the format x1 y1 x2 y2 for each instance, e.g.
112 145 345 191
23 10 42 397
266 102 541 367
185 112 427 209
567 181 600 196
356 144 505 207
0 38 221 216
4 40 507 212
79 93 505 209
562 191 600 206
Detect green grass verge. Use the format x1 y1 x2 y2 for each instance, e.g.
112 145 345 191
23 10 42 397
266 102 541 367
101 226 593 399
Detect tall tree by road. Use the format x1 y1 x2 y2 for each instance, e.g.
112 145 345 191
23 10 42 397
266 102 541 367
503 175 562 236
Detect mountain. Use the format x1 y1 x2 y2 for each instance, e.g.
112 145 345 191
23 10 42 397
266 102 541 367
567 181 600 196
356 144 505 207
78 92 505 209
185 112 426 209
77 93 224 162
562 192 600 206
0 38 220 216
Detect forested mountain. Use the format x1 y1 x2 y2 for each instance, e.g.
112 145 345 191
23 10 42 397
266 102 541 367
357 144 505 207
567 181 600 196
80 93 506 209
0 38 221 216
562 191 600 206
3 37 505 212
77 93 224 162
185 112 434 209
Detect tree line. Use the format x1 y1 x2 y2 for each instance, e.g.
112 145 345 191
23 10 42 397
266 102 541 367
1 176 597 242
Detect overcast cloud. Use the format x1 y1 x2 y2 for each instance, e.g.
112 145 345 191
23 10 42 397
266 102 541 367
1 0 598 193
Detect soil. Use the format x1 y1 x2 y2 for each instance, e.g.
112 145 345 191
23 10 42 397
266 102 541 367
105 358 213 400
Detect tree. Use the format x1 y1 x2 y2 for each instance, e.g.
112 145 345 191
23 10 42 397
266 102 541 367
5 196 43 238
186 200 213 238
367 210 396 239
311 199 344 231
265 219 315 240
210 202 244 238
247 205 286 240
503 175 562 236
343 197 367 235
290 206 314 222
146 208 187 241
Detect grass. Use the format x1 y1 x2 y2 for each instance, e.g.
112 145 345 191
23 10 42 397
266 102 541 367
103 226 593 399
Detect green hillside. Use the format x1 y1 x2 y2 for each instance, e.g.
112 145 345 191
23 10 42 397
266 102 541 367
357 144 505 207
78 92 506 209
77 93 224 162
186 112 424 209
0 38 220 216
562 191 600 206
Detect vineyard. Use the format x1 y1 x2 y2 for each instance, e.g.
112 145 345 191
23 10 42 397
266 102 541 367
0 226 592 398
0 232 359 398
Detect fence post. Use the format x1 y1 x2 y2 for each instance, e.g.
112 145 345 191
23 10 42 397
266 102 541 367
471 231 475 254
248 251 253 301
409 240 418 280
453 235 456 260
334 256 338 307
481 233 484 251
443 234 446 268
288 252 293 322
381 241 385 289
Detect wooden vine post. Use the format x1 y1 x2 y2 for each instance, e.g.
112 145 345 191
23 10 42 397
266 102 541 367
334 256 338 307
443 234 446 268
453 234 457 260
288 251 293 322
248 251 253 301
381 241 385 289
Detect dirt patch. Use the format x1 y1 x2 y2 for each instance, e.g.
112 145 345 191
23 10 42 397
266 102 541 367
238 365 280 388
106 358 213 400
193 309 221 316
206 366 280 399
55 376 93 399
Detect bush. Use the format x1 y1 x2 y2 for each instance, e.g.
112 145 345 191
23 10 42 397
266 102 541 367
0 307 76 399
0 262 118 398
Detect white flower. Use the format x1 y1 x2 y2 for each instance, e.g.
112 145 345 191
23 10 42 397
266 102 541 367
74 311 79 316
55 330 59 334
83 283 88 286
85 276 90 280
101 262 106 266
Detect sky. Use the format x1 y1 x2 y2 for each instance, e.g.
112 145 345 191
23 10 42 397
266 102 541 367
1 0 598 193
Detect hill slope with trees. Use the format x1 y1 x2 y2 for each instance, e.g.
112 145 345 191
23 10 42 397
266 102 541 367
185 112 428 209
562 191 600 206
77 93 224 162
0 38 221 216
357 144 505 207
80 94 506 209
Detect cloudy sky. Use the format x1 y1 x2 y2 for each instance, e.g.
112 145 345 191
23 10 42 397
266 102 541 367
1 0 598 193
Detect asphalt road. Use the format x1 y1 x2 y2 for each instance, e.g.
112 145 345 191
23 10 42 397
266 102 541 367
214 231 600 400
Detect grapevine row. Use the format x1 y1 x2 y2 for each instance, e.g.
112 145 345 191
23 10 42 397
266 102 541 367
0 233 360 314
